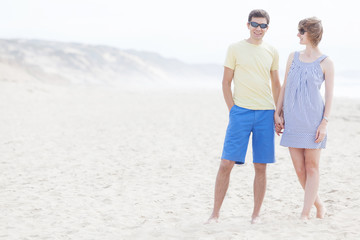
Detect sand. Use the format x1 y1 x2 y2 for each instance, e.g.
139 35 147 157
0 81 359 240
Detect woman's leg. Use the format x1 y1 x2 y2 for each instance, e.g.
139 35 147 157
301 148 322 219
289 148 325 219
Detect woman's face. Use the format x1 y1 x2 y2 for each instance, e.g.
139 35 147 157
297 27 309 45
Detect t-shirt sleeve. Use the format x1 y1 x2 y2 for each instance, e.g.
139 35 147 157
271 48 279 71
224 45 236 70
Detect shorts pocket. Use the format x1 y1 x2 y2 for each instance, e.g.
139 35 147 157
229 105 236 115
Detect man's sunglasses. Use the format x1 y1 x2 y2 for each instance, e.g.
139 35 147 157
249 21 268 29
298 28 306 35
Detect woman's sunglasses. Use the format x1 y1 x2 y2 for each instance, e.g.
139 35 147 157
298 28 306 35
249 22 268 29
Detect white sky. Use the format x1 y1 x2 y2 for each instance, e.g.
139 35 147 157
0 0 359 71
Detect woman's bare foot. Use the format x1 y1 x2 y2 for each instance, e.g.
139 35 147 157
300 214 310 221
316 204 326 219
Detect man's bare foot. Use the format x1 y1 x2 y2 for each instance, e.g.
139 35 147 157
316 204 326 219
205 214 219 224
251 216 261 224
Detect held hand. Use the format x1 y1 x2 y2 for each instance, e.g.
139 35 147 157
315 121 327 143
274 113 284 136
275 124 284 136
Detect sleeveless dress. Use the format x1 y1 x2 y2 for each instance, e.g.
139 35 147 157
280 51 327 149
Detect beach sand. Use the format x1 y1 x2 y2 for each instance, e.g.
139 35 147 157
0 81 359 239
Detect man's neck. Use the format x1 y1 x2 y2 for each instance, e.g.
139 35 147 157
246 38 263 45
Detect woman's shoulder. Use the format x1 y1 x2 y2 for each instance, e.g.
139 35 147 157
321 55 333 63
289 51 297 58
287 51 297 63
320 56 334 71
319 53 333 64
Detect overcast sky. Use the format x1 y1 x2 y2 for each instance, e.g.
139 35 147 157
0 0 359 71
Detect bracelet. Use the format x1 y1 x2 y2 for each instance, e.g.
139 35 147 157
323 116 329 122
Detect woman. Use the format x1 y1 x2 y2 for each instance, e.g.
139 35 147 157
274 17 334 220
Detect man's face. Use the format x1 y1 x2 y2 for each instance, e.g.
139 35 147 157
247 17 268 40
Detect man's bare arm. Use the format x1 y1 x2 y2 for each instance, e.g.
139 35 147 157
222 67 235 111
270 70 281 106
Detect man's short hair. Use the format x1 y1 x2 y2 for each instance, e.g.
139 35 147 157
298 17 323 47
248 9 270 24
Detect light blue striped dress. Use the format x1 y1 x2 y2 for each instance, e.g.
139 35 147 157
280 51 327 149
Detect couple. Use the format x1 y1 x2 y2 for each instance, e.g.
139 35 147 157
207 9 334 223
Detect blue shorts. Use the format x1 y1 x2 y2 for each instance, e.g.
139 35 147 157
221 105 275 165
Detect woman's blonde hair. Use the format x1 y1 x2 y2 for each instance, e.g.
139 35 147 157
298 17 323 46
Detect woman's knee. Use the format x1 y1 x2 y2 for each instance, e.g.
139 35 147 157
305 164 319 175
304 150 321 175
295 166 306 176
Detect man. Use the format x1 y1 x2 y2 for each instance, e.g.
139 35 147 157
207 9 281 224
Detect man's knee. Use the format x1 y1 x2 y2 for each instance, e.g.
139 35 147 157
219 159 235 172
254 163 267 175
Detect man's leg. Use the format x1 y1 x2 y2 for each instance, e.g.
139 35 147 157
289 148 325 219
250 109 274 223
206 105 251 223
207 159 235 223
251 163 267 223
